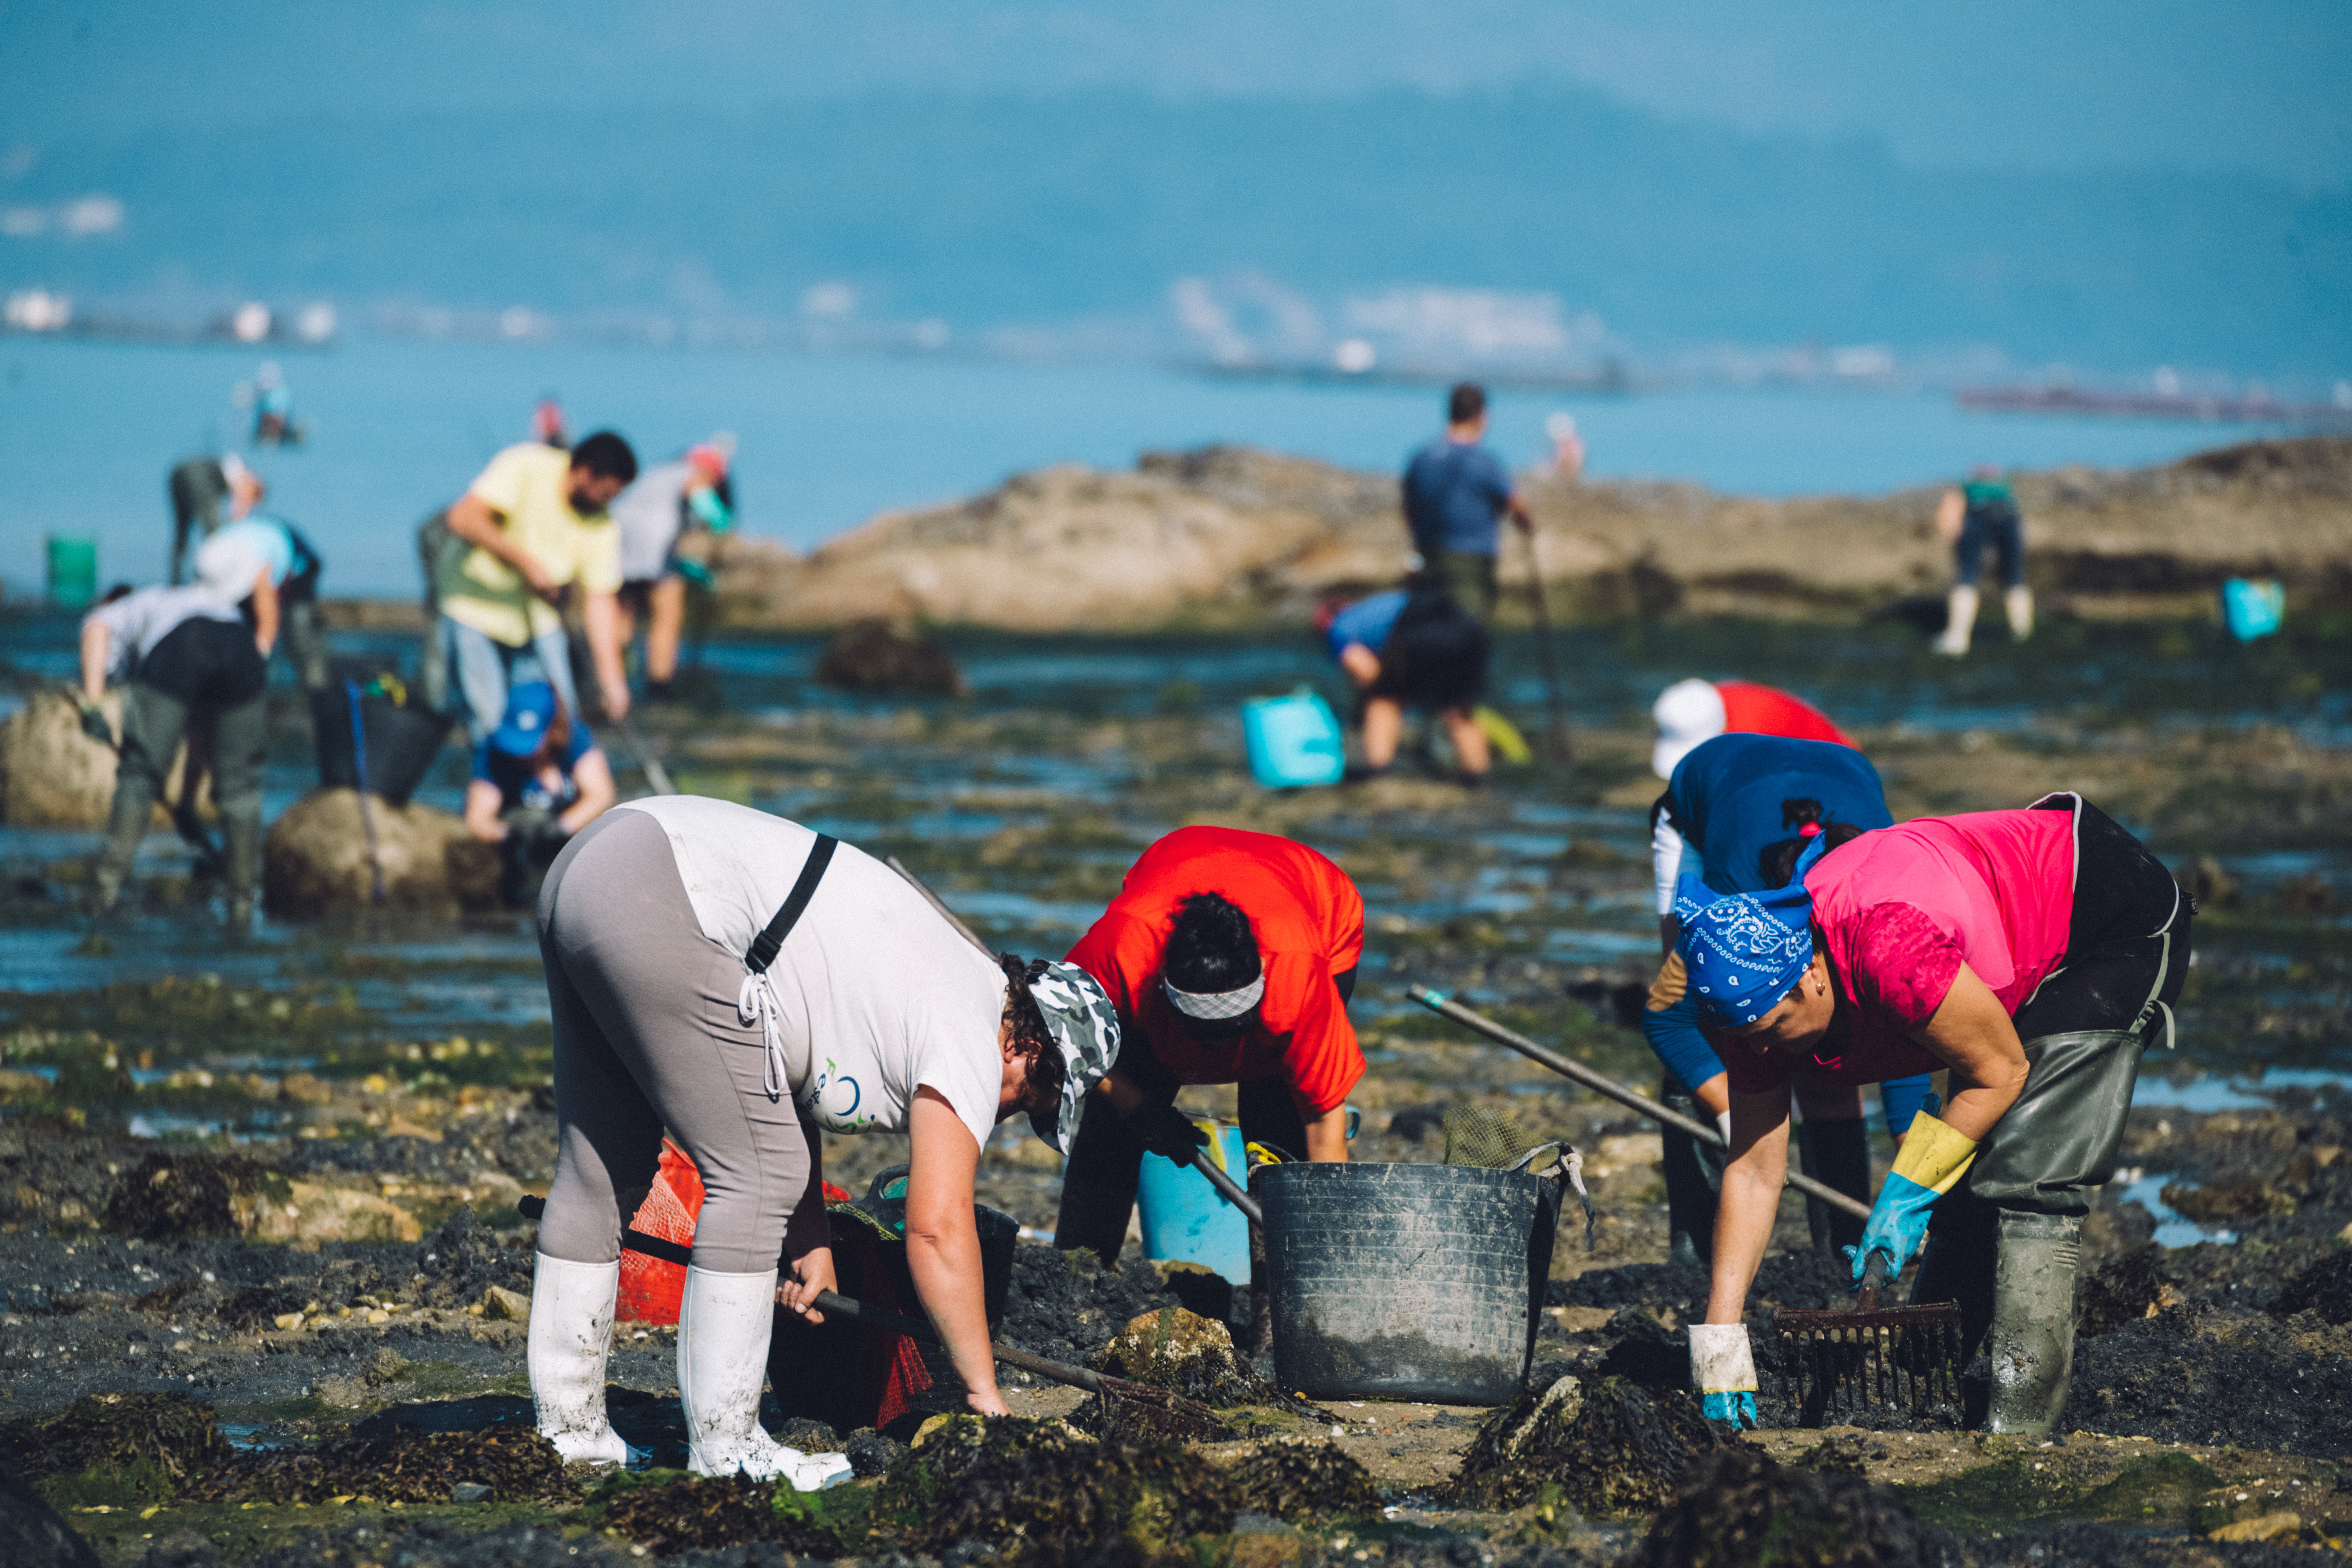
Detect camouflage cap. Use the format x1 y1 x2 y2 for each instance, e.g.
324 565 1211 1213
1025 959 1121 1154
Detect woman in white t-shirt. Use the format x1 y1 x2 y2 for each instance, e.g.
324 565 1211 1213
527 796 1120 1490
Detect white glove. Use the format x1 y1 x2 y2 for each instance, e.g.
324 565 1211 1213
1689 1321 1758 1428
1715 1108 1733 1147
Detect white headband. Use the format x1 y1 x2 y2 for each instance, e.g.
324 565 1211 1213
1163 973 1265 1020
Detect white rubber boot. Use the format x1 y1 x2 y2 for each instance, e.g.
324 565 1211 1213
526 1253 631 1465
2006 585 2035 640
678 1265 854 1490
1936 585 1979 656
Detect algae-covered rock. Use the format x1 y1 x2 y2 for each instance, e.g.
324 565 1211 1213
1224 1437 1382 1523
248 1179 424 1244
0 1392 234 1502
190 1427 572 1505
1087 1307 1323 1421
867 1413 1231 1565
261 788 488 917
0 1459 99 1568
814 619 966 695
0 689 204 829
1452 1375 1721 1514
594 1470 844 1556
1630 1445 1937 1568
103 1152 273 1239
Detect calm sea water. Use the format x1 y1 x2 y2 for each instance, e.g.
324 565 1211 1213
0 334 2311 598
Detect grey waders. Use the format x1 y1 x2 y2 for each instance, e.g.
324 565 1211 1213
1913 1025 2148 1435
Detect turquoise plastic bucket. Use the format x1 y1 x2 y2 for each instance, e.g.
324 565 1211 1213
46 536 98 609
1242 689 1345 789
1136 1122 1251 1285
2222 579 2284 642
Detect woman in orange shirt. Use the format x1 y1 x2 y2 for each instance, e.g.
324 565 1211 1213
1056 826 1366 1281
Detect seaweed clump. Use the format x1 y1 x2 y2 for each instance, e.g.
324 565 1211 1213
102 1152 273 1239
0 1392 233 1501
189 1428 572 1505
865 1414 1231 1565
1630 1445 1937 1568
2267 1247 2352 1324
594 1471 844 1557
1224 1437 1382 1523
1451 1375 1720 1514
1085 1306 1322 1419
2076 1246 2168 1337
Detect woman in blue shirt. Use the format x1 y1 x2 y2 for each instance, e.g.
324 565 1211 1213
1641 732 1932 1266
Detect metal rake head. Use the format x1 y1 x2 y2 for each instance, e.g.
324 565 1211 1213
1775 1300 1964 1424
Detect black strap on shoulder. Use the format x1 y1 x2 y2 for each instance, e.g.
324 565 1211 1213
746 833 837 975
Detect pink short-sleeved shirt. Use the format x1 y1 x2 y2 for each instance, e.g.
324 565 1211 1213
1712 810 2076 1092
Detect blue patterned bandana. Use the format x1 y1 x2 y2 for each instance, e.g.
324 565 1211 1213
1674 834 1826 1025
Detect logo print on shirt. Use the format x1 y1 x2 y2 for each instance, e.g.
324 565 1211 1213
806 1056 866 1130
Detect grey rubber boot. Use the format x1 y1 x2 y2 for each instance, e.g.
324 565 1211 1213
223 813 262 936
1986 1210 2083 1435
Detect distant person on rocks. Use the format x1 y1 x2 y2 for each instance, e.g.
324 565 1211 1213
79 537 276 931
534 397 570 449
168 453 237 586
433 431 638 746
1651 678 1851 780
1545 411 1586 479
1401 382 1532 619
610 439 733 702
1935 465 2031 656
204 462 330 693
1317 587 1492 786
1641 733 1930 1269
1057 827 1365 1345
251 363 298 447
464 681 616 906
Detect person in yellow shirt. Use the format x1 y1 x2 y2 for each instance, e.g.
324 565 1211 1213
436 432 637 744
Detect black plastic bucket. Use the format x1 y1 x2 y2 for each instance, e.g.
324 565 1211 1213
1260 1162 1562 1404
310 680 449 808
764 1202 1020 1438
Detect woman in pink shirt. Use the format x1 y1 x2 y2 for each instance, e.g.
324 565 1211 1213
1674 793 2188 1436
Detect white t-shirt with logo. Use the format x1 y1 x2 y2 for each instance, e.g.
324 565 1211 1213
613 796 1005 1152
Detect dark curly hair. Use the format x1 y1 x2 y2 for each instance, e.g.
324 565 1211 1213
998 954 1066 1105
1164 892 1260 994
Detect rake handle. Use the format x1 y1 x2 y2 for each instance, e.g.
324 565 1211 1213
1410 986 1872 1222
808 1289 1108 1394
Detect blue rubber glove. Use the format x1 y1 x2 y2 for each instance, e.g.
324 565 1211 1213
1701 1390 1758 1429
1846 1170 1938 1284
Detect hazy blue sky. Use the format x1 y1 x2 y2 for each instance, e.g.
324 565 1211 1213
5 0 2348 184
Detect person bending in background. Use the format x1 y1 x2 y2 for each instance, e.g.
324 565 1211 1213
1056 826 1365 1344
1641 733 1931 1268
79 538 276 932
1401 381 1532 621
208 461 329 693
1935 464 2031 657
1319 586 1493 787
610 438 733 702
1649 677 1851 781
1678 794 2186 1435
167 454 233 586
434 430 638 744
464 681 616 907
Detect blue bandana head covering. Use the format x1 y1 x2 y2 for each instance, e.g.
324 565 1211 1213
1674 832 1829 1025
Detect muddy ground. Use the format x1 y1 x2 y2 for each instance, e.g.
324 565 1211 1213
1 610 2349 1565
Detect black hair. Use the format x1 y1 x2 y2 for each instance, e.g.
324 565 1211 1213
99 582 136 606
1757 798 1868 889
998 954 1066 1104
1448 382 1487 425
1164 891 1260 996
569 430 639 486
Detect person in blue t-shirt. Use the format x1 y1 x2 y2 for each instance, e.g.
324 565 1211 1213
1400 382 1531 620
465 682 616 903
1639 732 1933 1268
1318 586 1492 786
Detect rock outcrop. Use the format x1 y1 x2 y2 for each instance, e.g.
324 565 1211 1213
0 689 205 828
261 789 499 918
813 619 966 695
712 436 2352 631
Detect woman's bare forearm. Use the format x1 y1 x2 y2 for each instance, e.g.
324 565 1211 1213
1705 1091 1791 1325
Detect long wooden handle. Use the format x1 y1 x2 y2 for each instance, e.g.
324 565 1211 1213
808 1288 1104 1394
885 855 993 956
1410 986 1873 1222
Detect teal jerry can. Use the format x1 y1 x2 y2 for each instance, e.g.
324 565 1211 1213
2221 579 2284 642
1242 689 1345 789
